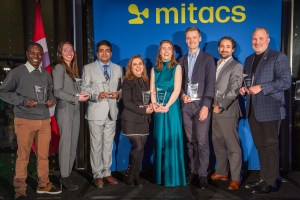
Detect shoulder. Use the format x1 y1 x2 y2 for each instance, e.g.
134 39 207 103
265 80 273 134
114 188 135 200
122 78 134 88
111 63 123 71
178 54 188 63
267 49 288 60
83 61 97 69
229 58 242 68
53 64 65 72
199 51 215 63
7 65 25 78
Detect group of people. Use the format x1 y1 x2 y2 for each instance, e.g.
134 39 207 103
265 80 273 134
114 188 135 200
0 26 291 200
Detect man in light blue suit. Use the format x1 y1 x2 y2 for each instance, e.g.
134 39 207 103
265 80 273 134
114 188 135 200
82 40 123 189
240 27 291 194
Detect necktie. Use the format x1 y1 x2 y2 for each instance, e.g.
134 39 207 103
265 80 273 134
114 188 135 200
188 53 196 83
103 65 110 81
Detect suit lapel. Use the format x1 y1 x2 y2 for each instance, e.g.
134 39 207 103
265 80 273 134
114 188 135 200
216 57 233 83
191 51 203 83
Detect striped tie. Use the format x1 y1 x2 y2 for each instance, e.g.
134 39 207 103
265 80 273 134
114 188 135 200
103 65 110 81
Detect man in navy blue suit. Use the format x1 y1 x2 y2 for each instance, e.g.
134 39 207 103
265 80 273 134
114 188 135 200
240 27 291 194
179 26 216 189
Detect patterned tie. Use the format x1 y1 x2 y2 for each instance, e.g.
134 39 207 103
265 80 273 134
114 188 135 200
188 53 196 83
103 65 110 81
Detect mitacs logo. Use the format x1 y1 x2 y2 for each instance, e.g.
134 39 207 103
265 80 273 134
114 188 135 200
128 3 246 25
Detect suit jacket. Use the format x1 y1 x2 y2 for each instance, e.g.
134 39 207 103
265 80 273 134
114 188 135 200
179 50 216 109
244 49 291 122
52 64 80 105
121 78 151 134
214 57 243 117
82 60 123 121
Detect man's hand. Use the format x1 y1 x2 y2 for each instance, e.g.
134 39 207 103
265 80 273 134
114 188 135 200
26 99 37 108
249 85 262 95
213 105 221 114
182 94 192 103
239 87 249 96
46 99 55 108
109 92 119 99
198 106 209 121
98 92 109 100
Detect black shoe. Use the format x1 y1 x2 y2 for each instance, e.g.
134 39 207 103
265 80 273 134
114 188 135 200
252 182 275 195
199 176 208 189
244 179 264 190
190 174 199 186
61 177 79 191
134 167 143 187
124 165 135 186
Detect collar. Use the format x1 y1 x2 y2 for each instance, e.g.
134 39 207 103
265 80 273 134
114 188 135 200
25 61 42 73
188 48 200 58
98 60 111 68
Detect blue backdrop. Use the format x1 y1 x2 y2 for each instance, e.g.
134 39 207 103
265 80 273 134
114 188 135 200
93 0 282 170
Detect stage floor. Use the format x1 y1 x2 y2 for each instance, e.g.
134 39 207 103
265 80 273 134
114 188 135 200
1 152 300 200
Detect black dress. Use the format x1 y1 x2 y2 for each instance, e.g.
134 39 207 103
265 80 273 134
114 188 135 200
121 77 151 136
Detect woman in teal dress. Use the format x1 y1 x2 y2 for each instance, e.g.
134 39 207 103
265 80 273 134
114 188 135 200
150 40 186 186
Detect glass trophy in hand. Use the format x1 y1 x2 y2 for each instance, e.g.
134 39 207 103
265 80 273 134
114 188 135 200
75 78 94 96
140 90 150 108
156 87 167 105
34 85 47 104
243 74 254 89
96 81 112 100
187 83 200 101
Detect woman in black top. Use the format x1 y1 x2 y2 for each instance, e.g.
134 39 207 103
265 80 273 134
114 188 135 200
121 55 153 186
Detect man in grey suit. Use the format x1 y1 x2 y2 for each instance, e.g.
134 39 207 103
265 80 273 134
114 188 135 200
210 36 243 191
240 27 291 194
82 40 123 188
179 26 216 189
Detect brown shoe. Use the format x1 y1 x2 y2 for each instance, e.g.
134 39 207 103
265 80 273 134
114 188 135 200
210 173 228 181
228 181 241 191
94 178 104 189
104 175 118 185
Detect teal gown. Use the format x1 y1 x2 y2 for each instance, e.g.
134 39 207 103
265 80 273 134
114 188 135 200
153 61 186 186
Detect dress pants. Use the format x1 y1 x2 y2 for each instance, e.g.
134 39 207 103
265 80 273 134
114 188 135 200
248 110 280 187
13 117 51 197
57 103 80 178
88 118 116 179
212 114 241 181
182 102 210 177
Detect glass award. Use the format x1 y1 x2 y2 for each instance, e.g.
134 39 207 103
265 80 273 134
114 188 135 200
187 83 200 101
156 87 167 105
34 85 47 104
141 90 150 107
243 74 253 89
75 78 95 96
96 81 112 99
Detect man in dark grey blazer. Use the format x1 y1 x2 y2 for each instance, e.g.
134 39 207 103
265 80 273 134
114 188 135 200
82 40 123 189
179 26 216 189
240 27 291 194
210 36 243 191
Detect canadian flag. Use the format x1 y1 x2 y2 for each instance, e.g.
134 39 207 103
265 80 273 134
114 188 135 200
33 0 60 155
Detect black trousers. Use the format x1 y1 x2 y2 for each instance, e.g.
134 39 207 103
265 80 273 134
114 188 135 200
248 109 281 187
